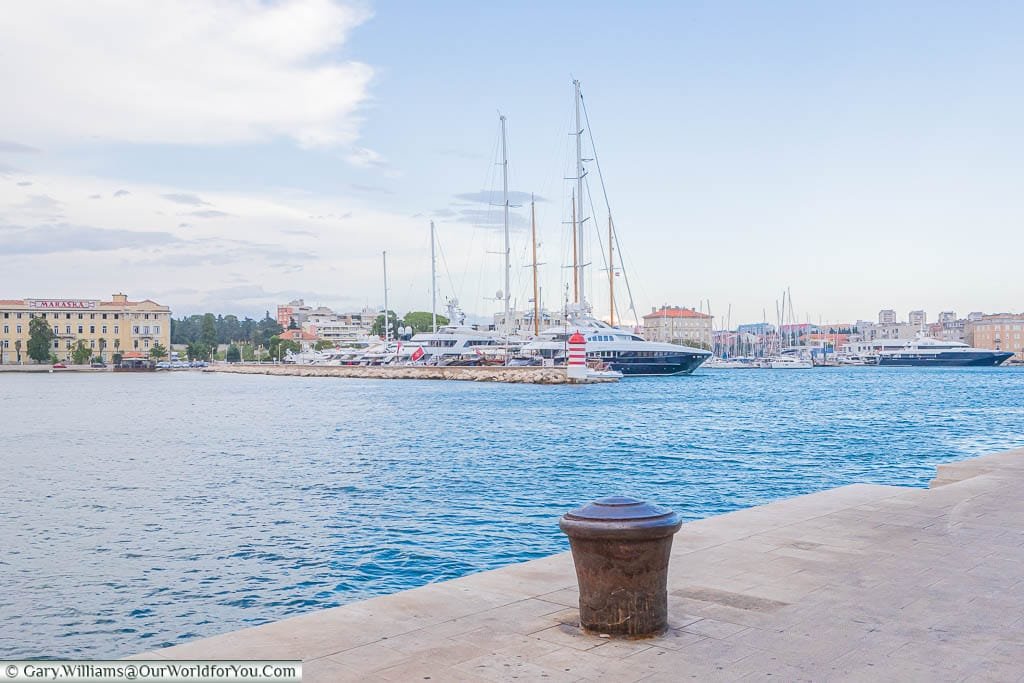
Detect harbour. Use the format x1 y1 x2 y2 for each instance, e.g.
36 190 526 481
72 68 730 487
2 367 1022 659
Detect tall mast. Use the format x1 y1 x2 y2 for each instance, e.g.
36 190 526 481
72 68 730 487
571 190 579 303
382 250 389 342
531 196 539 336
500 114 511 335
430 221 437 333
608 214 615 327
573 79 586 305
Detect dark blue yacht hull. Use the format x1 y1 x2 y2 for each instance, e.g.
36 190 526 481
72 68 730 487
877 351 1014 367
592 351 710 376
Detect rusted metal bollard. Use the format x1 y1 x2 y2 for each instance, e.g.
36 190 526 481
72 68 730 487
559 496 682 637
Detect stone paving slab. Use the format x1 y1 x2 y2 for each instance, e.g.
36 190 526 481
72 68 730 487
145 447 1024 681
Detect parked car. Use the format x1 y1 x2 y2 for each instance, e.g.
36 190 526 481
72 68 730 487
90 361 107 368
52 362 67 369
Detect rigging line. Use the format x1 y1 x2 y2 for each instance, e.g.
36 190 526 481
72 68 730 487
434 223 459 305
580 90 641 326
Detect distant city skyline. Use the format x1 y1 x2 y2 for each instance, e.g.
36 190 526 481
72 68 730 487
2 1 1022 324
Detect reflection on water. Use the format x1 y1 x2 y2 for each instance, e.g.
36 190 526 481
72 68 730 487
1 367 1022 657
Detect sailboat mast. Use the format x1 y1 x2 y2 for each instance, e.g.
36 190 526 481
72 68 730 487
382 250 389 342
608 215 615 326
430 221 437 333
574 79 586 305
532 196 540 335
500 114 511 335
571 190 579 303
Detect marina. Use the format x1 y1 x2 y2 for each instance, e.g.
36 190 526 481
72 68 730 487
2 367 1022 659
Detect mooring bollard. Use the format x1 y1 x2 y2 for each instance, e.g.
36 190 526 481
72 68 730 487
559 496 682 637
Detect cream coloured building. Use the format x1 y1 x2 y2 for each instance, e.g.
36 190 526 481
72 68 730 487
0 293 171 364
642 306 713 348
966 314 1024 362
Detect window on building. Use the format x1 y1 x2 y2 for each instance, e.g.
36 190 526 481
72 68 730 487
90 340 95 348
2 313 7 319
53 326 59 335
144 339 150 348
132 326 139 334
17 313 22 319
78 313 83 319
2 325 7 334
102 325 107 334
102 313 107 319
133 340 139 349
53 340 59 349
78 325 83 333
90 314 95 319
153 325 160 334
66 313 71 319
16 325 21 333
89 325 95 334
65 325 71 334
114 314 119 320
114 325 119 334
145 314 150 319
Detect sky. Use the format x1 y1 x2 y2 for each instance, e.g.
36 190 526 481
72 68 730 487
2 0 1022 327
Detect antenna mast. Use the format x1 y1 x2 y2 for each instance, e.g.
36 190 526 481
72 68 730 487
500 114 511 335
531 197 540 335
382 250 389 342
608 214 615 326
573 79 587 305
571 190 579 303
430 221 437 333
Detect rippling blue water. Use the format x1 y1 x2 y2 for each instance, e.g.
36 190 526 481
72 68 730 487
1 367 1022 657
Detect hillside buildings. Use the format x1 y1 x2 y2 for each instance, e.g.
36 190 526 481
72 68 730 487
0 293 171 363
276 299 378 345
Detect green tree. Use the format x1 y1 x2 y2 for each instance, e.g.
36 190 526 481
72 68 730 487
252 314 283 348
186 342 209 361
403 311 450 334
200 313 217 351
268 335 300 360
225 344 241 363
314 339 335 351
112 352 123 364
371 310 402 338
150 342 168 361
71 340 92 365
27 316 54 363
97 337 107 360
14 339 22 364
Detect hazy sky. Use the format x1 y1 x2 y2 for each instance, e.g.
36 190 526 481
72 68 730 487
2 1 1021 326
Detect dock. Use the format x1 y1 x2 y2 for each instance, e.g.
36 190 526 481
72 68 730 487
134 448 1024 680
206 363 617 384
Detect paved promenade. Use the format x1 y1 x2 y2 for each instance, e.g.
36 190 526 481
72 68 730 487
139 448 1024 681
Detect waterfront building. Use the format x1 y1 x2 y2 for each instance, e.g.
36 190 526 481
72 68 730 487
492 309 567 335
737 322 775 336
878 309 897 324
908 310 927 327
277 299 313 329
967 311 985 322
278 329 320 353
642 306 713 348
966 314 1024 361
938 311 957 324
0 294 171 364
303 306 377 344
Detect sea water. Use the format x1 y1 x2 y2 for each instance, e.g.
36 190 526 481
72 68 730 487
1 367 1022 657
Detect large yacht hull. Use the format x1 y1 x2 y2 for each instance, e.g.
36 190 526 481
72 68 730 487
877 351 1013 367
596 351 709 376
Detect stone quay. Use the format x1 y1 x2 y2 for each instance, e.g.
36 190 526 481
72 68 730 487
132 448 1024 680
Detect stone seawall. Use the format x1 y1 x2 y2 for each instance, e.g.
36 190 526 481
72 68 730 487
205 363 591 384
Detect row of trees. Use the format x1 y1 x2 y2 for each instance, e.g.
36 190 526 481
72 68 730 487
171 312 283 361
171 313 283 347
370 311 450 338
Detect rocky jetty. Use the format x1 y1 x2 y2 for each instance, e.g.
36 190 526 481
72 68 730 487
205 363 613 384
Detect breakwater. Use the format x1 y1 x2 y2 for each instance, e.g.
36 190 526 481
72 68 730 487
205 363 594 384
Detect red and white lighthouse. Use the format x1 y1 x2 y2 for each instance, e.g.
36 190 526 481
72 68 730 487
567 330 588 381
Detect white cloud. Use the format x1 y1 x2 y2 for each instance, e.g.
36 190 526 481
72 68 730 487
346 146 387 168
0 0 374 147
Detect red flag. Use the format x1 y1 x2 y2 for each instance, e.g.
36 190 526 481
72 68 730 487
411 346 425 362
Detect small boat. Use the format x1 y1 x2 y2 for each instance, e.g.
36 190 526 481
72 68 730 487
762 355 813 369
